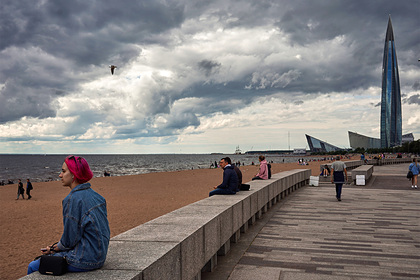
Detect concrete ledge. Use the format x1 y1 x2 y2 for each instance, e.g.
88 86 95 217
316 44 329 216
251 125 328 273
351 165 374 185
318 158 414 184
19 169 311 280
368 157 416 166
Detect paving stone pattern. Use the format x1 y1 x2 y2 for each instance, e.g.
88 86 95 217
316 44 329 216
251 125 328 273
228 164 420 280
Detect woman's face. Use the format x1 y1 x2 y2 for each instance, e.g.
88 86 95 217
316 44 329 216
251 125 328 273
59 162 73 187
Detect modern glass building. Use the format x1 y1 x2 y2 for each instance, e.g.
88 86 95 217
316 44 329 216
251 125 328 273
380 16 402 148
348 131 381 150
402 133 414 144
305 134 343 153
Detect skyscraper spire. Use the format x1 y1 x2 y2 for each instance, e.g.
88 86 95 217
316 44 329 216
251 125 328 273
386 15 394 41
380 16 402 148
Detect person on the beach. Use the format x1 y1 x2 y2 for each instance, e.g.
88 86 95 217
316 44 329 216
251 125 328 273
330 156 348 201
408 158 419 189
26 179 33 199
27 155 110 274
16 179 25 200
209 157 238 196
252 155 268 180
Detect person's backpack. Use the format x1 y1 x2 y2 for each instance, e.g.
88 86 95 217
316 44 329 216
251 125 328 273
407 170 413 179
267 163 272 179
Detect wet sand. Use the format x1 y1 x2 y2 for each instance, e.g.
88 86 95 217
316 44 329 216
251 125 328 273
0 159 334 279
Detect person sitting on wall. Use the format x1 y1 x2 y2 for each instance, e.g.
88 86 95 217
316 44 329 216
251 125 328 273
252 155 269 180
209 157 238 196
231 160 242 192
27 155 110 275
321 165 330 177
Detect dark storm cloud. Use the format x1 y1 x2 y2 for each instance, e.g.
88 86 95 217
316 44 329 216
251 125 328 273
277 0 420 46
270 0 420 94
178 1 417 99
0 0 184 123
406 94 420 105
413 82 420 91
198 60 221 77
1 0 420 139
164 111 200 129
0 0 184 58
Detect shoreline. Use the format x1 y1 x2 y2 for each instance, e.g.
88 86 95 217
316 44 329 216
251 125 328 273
0 158 341 279
0 154 336 184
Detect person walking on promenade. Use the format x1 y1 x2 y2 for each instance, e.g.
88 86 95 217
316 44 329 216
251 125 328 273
26 179 33 199
331 156 348 201
16 179 25 200
27 155 110 275
409 158 419 189
209 157 238 196
252 155 268 180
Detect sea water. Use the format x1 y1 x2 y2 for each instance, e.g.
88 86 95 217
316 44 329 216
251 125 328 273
0 154 317 183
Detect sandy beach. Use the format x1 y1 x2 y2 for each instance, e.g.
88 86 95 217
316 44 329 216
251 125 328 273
0 158 336 279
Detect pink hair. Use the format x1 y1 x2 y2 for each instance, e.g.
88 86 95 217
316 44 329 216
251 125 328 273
65 155 93 184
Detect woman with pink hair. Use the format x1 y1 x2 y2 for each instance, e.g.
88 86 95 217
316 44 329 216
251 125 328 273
27 155 110 275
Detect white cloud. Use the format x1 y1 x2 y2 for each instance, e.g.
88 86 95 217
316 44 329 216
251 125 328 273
1 1 420 154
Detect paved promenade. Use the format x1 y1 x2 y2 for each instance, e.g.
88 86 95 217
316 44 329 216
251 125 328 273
203 163 420 280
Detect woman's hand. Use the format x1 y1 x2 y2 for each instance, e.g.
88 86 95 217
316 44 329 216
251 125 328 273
50 243 61 253
41 243 61 255
40 246 53 255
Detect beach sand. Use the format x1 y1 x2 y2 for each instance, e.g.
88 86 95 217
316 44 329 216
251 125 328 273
0 158 338 279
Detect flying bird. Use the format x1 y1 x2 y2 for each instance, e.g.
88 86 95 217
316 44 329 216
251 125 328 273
109 65 118 75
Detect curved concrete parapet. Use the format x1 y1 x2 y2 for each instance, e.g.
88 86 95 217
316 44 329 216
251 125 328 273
319 158 415 184
18 169 311 280
351 165 374 185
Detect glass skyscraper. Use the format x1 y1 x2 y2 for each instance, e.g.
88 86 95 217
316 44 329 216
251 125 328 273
380 16 402 148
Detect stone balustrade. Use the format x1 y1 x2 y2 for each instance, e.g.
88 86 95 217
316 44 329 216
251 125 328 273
21 169 311 280
319 158 415 184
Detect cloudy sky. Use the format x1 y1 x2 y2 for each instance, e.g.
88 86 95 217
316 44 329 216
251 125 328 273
1 0 419 154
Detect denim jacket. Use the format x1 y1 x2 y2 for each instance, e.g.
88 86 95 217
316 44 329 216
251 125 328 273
56 183 110 270
409 163 420 175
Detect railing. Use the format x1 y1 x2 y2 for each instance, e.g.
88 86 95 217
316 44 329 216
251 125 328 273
21 169 311 280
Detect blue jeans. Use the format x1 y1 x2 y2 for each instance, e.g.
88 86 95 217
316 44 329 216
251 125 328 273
27 258 90 275
335 184 343 199
209 188 236 196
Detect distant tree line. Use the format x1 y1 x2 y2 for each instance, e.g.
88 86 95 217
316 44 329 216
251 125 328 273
353 139 420 154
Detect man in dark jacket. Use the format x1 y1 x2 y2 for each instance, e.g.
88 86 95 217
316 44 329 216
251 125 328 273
231 160 242 192
26 178 33 199
209 157 238 196
16 179 25 200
